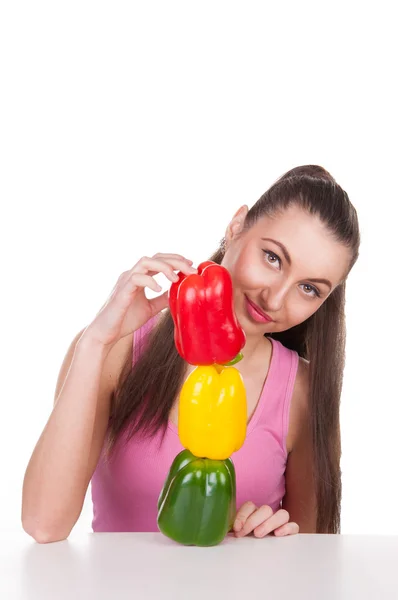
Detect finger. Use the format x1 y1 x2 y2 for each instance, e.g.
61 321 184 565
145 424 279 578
107 271 160 303
149 257 197 277
235 504 274 538
233 502 258 534
100 273 160 314
253 509 290 538
273 521 300 537
152 253 194 265
131 257 180 283
132 257 197 282
125 273 162 294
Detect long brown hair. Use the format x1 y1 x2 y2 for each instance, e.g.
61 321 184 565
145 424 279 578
107 165 360 534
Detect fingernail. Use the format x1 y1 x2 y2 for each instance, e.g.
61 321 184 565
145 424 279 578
234 520 242 532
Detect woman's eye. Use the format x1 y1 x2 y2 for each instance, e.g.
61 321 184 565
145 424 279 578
263 250 281 268
300 284 321 298
262 250 321 299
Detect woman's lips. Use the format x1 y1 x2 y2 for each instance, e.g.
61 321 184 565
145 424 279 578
244 295 274 324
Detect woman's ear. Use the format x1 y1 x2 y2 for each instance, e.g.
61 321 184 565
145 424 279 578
224 205 249 247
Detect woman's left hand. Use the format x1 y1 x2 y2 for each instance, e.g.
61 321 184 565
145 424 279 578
233 501 299 538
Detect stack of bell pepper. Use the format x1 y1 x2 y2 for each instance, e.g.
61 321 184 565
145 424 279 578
157 261 247 546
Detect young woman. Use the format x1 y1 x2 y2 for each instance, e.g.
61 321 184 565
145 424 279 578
22 165 360 543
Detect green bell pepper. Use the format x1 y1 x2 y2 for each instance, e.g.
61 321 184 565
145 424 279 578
157 449 236 546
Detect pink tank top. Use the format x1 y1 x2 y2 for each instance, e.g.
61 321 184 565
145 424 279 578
91 316 299 532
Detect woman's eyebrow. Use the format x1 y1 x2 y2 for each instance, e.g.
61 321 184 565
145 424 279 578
306 277 332 290
261 237 332 290
261 237 292 265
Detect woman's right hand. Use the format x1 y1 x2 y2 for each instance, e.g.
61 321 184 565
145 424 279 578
81 253 197 348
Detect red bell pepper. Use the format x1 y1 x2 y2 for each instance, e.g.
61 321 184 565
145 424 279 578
168 261 246 365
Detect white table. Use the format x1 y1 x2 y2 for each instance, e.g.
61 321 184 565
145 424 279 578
1 532 397 599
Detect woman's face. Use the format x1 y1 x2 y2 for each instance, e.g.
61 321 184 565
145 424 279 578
221 204 352 336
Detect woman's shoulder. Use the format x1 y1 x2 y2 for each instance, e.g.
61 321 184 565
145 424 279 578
286 357 310 453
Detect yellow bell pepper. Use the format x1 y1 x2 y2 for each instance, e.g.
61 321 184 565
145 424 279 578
178 364 247 460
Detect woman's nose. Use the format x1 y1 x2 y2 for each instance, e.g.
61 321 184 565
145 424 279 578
260 284 288 313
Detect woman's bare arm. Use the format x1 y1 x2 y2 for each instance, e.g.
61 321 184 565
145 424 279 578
21 330 133 543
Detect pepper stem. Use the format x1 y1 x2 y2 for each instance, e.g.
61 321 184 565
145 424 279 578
222 352 244 367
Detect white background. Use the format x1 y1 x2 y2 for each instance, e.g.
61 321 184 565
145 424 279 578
1 1 397 538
